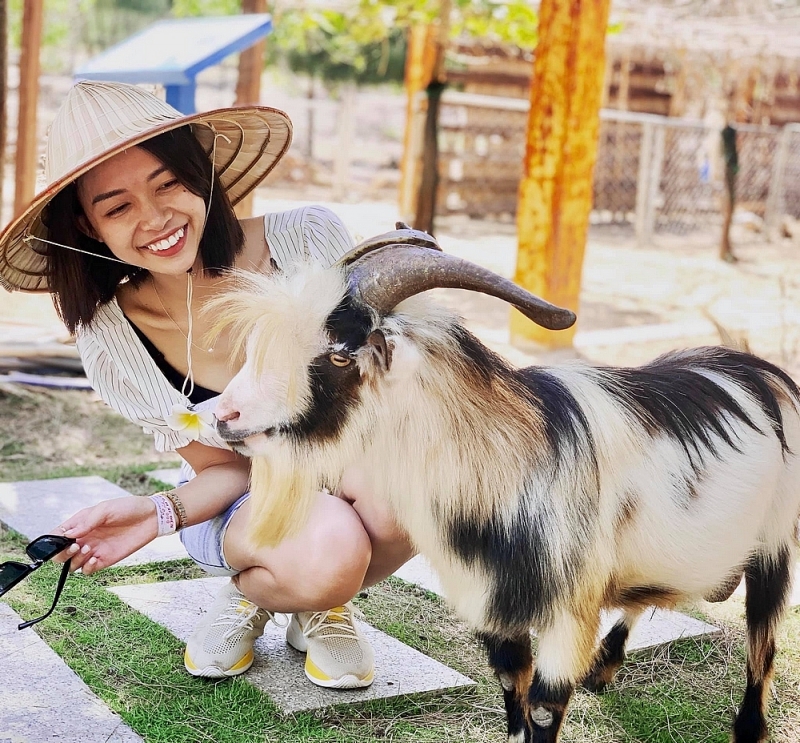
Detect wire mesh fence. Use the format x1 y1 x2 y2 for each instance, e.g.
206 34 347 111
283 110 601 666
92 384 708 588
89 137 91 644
426 91 800 246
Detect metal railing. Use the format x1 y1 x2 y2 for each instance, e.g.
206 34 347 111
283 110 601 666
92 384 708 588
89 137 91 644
421 91 800 245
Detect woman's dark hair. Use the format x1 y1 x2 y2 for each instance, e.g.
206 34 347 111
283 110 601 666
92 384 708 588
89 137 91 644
43 125 245 334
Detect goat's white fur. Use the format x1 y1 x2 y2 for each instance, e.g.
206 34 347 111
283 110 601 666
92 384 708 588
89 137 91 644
211 261 800 678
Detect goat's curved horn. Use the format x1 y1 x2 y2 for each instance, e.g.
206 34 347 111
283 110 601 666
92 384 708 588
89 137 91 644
347 245 576 331
334 222 441 267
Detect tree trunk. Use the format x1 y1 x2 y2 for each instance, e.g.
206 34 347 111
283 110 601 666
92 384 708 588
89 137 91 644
512 0 611 349
413 81 444 235
234 0 267 219
412 0 451 235
0 0 7 221
14 0 43 218
399 24 437 221
719 124 738 262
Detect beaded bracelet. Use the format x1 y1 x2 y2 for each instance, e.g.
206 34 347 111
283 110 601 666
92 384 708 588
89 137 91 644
149 493 177 536
161 490 188 532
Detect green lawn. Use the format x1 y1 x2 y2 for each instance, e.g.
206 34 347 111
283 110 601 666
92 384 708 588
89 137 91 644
2 383 799 742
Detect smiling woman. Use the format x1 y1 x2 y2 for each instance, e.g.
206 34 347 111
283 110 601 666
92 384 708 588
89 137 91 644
0 80 415 691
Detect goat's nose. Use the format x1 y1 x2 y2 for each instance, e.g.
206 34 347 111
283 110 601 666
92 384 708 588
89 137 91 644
216 409 240 423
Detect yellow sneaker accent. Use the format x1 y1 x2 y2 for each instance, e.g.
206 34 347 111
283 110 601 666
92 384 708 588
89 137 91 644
286 603 375 689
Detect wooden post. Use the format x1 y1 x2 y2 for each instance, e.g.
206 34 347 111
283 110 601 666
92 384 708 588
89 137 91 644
512 0 612 348
332 81 356 201
398 25 437 220
234 0 267 219
634 120 654 247
0 0 7 221
13 0 43 218
719 123 738 262
412 0 452 235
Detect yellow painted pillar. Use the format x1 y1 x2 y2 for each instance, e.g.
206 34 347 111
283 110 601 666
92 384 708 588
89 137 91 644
512 0 611 348
398 25 437 220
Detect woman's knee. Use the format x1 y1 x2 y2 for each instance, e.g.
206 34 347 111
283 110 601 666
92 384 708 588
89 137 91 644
291 496 372 601
228 493 372 608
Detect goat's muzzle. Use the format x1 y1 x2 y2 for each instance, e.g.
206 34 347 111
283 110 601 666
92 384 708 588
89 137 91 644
214 417 275 444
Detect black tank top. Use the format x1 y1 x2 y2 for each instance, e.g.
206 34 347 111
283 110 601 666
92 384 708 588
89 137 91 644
126 318 220 405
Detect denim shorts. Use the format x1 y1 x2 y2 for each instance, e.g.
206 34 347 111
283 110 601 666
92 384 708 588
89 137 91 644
177 460 251 577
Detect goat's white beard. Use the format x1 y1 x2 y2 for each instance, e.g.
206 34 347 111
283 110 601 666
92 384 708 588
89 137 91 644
248 443 319 548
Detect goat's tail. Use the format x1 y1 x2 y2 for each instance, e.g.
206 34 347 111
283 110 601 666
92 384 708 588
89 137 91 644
248 453 318 548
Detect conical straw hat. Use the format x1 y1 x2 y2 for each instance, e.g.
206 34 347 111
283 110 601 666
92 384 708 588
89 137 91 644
0 80 292 293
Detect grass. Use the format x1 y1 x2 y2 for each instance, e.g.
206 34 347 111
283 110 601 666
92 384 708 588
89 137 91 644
2 382 800 742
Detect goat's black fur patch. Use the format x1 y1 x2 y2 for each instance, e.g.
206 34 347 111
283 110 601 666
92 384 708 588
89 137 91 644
597 347 798 469
481 634 533 742
443 329 598 628
516 366 597 470
448 495 587 628
285 299 374 444
744 547 791 639
452 326 598 471
582 620 630 692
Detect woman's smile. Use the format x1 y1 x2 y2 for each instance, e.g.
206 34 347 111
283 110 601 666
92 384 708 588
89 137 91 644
140 224 188 256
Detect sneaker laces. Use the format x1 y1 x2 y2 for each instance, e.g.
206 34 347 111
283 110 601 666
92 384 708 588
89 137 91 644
212 597 286 642
301 605 363 641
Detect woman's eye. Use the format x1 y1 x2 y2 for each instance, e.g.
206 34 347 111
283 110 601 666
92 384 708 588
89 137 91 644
105 204 128 217
159 179 179 191
329 353 351 367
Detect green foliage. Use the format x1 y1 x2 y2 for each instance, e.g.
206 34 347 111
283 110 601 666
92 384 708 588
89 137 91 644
171 0 240 17
270 9 407 87
267 0 539 89
452 0 539 50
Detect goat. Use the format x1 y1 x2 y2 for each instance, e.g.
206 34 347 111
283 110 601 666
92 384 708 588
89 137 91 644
208 228 800 743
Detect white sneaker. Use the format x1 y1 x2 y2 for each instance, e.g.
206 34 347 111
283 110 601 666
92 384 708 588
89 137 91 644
184 581 279 678
286 603 375 689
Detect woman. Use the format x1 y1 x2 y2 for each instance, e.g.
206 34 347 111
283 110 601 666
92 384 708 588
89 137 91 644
0 80 414 688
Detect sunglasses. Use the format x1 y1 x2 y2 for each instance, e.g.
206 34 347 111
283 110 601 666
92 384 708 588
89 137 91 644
0 534 75 630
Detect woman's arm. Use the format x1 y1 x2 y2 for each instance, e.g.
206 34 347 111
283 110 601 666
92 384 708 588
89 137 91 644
55 441 250 575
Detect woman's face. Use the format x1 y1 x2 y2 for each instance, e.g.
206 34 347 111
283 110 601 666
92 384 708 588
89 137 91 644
76 146 207 277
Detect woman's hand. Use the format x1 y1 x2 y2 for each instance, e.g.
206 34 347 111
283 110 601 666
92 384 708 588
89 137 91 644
54 496 158 576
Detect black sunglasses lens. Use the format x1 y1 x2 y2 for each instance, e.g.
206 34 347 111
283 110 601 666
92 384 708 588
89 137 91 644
0 562 30 592
26 535 73 562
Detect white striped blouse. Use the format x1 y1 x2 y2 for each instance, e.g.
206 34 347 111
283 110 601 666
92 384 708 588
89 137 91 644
76 205 355 453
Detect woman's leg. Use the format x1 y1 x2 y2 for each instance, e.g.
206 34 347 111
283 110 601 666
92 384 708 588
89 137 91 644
224 491 373 612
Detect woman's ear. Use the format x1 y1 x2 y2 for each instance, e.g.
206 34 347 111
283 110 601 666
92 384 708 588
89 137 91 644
76 214 100 242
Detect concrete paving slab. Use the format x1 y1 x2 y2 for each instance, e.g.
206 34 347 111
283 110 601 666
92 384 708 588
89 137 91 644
0 602 143 742
394 555 721 652
147 468 182 488
110 577 475 713
599 608 721 652
0 476 187 566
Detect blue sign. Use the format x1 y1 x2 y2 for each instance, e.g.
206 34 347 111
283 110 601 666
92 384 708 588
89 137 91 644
74 14 273 113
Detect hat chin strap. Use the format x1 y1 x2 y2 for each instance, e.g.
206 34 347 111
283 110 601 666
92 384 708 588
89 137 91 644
23 233 131 265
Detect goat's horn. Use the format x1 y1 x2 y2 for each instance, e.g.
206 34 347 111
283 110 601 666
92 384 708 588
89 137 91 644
347 245 576 331
334 223 441 267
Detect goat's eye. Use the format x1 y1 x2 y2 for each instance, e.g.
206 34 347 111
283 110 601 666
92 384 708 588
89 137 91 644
329 352 352 367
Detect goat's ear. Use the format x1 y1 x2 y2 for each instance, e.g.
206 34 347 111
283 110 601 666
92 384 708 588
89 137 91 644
366 329 392 373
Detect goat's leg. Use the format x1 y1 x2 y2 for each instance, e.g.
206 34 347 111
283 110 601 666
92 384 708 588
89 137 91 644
733 546 792 743
581 608 643 692
480 633 533 743
525 610 600 742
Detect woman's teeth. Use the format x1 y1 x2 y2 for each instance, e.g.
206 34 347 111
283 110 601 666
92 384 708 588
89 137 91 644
145 226 185 252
